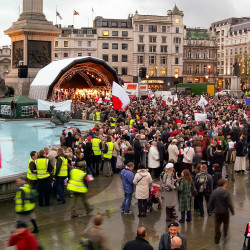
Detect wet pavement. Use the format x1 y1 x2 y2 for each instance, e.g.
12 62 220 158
0 172 250 250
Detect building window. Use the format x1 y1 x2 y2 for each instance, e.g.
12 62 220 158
103 30 109 36
230 49 233 55
112 54 118 62
149 36 157 43
111 21 118 27
138 56 144 64
112 43 118 50
175 46 179 53
149 56 156 64
162 26 166 32
148 67 155 76
63 41 68 47
122 31 128 37
87 41 91 47
122 43 128 50
55 53 58 58
78 53 82 57
161 46 168 53
175 58 179 64
122 55 128 62
176 27 179 33
138 45 145 52
122 67 127 75
63 53 68 57
139 25 143 32
204 51 208 59
160 56 167 65
196 52 199 59
160 68 166 76
121 22 127 28
149 45 156 52
204 65 207 73
78 41 82 47
112 31 118 36
167 26 170 32
173 37 181 43
102 43 109 49
162 36 167 43
102 21 108 27
139 35 144 42
102 54 108 62
196 65 199 73
148 25 157 32
188 51 192 58
55 41 58 47
87 53 91 56
188 65 192 73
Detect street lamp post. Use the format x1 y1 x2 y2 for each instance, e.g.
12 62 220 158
174 73 179 94
207 64 211 83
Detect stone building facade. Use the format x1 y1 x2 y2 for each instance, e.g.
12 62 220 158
0 46 11 80
183 28 217 84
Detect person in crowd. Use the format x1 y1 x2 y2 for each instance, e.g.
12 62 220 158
161 163 178 222
133 163 152 217
211 144 225 170
148 141 160 178
212 163 222 190
83 137 95 176
176 169 193 223
54 148 69 204
111 137 121 174
157 137 166 173
35 150 53 207
134 134 142 170
67 160 93 218
225 138 236 181
65 132 76 150
8 221 40 250
15 178 39 233
91 132 103 175
10 98 17 119
234 135 247 173
124 145 135 165
44 146 57 167
182 141 195 173
121 162 134 215
208 179 234 244
122 227 153 250
171 236 183 250
167 139 179 165
82 215 110 250
27 151 38 189
60 129 67 147
158 222 187 250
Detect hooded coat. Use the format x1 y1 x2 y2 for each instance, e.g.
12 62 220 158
133 169 152 199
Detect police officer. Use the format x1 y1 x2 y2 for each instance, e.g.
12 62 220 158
15 178 39 233
27 151 38 189
67 161 93 218
35 150 53 207
91 132 103 175
54 148 68 204
103 136 114 176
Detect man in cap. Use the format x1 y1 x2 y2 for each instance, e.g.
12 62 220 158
158 222 187 250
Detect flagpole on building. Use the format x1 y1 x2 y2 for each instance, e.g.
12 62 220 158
56 6 58 25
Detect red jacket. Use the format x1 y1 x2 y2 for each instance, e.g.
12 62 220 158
8 229 39 250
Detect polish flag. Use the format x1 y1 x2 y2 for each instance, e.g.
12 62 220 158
112 81 130 110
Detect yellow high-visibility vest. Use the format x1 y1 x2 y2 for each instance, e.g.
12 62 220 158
95 112 101 121
110 117 116 127
54 156 68 177
92 138 102 156
103 142 114 159
35 158 50 179
15 184 35 213
130 119 136 128
67 169 88 193
27 158 38 181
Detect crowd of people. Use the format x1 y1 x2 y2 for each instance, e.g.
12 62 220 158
9 92 250 249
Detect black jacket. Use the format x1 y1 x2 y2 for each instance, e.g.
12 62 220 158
123 236 153 250
134 138 142 156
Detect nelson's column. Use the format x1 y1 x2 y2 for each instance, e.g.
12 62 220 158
4 0 61 96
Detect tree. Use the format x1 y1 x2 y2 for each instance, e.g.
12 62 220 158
236 53 250 90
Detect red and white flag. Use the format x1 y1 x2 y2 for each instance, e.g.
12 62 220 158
112 81 130 110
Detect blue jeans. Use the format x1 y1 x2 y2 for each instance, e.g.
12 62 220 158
55 177 65 202
121 193 132 213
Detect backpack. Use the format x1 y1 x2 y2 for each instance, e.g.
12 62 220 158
196 173 208 193
79 227 93 250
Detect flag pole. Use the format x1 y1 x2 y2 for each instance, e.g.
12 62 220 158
56 6 57 25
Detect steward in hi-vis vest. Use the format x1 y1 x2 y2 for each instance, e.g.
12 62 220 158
91 134 103 176
27 151 38 189
35 150 53 207
95 110 101 121
103 136 114 177
15 178 39 233
54 148 69 204
67 161 93 218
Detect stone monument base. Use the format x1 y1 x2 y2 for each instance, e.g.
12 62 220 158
230 76 242 98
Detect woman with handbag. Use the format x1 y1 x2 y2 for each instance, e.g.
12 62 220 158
176 169 193 223
133 163 152 217
161 163 178 222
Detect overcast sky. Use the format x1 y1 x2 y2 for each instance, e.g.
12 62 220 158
1 0 250 47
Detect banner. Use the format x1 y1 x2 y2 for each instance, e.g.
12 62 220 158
194 113 207 122
38 100 72 111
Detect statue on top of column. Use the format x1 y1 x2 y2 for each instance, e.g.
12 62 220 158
233 59 240 77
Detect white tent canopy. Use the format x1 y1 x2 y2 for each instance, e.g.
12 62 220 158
29 56 118 100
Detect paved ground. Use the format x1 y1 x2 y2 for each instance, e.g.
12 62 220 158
0 172 250 250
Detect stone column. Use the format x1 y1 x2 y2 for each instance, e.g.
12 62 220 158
23 0 43 13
